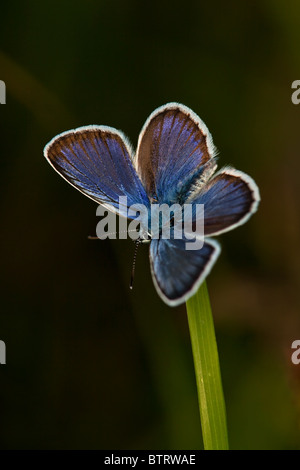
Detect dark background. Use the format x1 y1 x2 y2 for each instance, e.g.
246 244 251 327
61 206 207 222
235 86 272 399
0 0 300 450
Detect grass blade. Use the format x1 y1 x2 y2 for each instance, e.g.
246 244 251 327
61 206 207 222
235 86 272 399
186 281 229 450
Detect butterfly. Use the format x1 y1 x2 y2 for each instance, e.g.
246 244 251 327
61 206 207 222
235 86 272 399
44 103 260 306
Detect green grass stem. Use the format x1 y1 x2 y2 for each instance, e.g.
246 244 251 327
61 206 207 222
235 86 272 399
186 281 229 450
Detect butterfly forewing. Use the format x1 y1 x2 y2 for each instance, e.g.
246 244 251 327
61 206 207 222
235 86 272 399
44 126 149 217
136 103 217 204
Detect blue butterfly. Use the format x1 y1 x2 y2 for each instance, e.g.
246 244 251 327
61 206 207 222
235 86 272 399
44 103 260 306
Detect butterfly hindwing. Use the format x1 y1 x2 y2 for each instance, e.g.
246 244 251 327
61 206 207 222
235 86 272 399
149 237 220 306
188 168 260 236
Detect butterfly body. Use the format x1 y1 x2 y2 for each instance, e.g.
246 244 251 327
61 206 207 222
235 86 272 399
44 103 260 306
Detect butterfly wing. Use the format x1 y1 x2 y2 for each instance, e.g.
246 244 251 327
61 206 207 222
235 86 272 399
187 168 260 236
135 103 217 204
44 126 149 217
150 237 220 306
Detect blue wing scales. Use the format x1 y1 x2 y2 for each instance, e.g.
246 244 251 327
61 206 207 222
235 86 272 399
136 103 217 204
188 168 260 236
150 237 220 306
44 126 149 217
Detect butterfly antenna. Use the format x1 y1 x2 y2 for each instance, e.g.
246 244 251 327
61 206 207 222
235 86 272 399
88 229 141 240
130 239 141 290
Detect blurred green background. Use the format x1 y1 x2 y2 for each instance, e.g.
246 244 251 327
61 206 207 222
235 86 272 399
1 0 300 450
